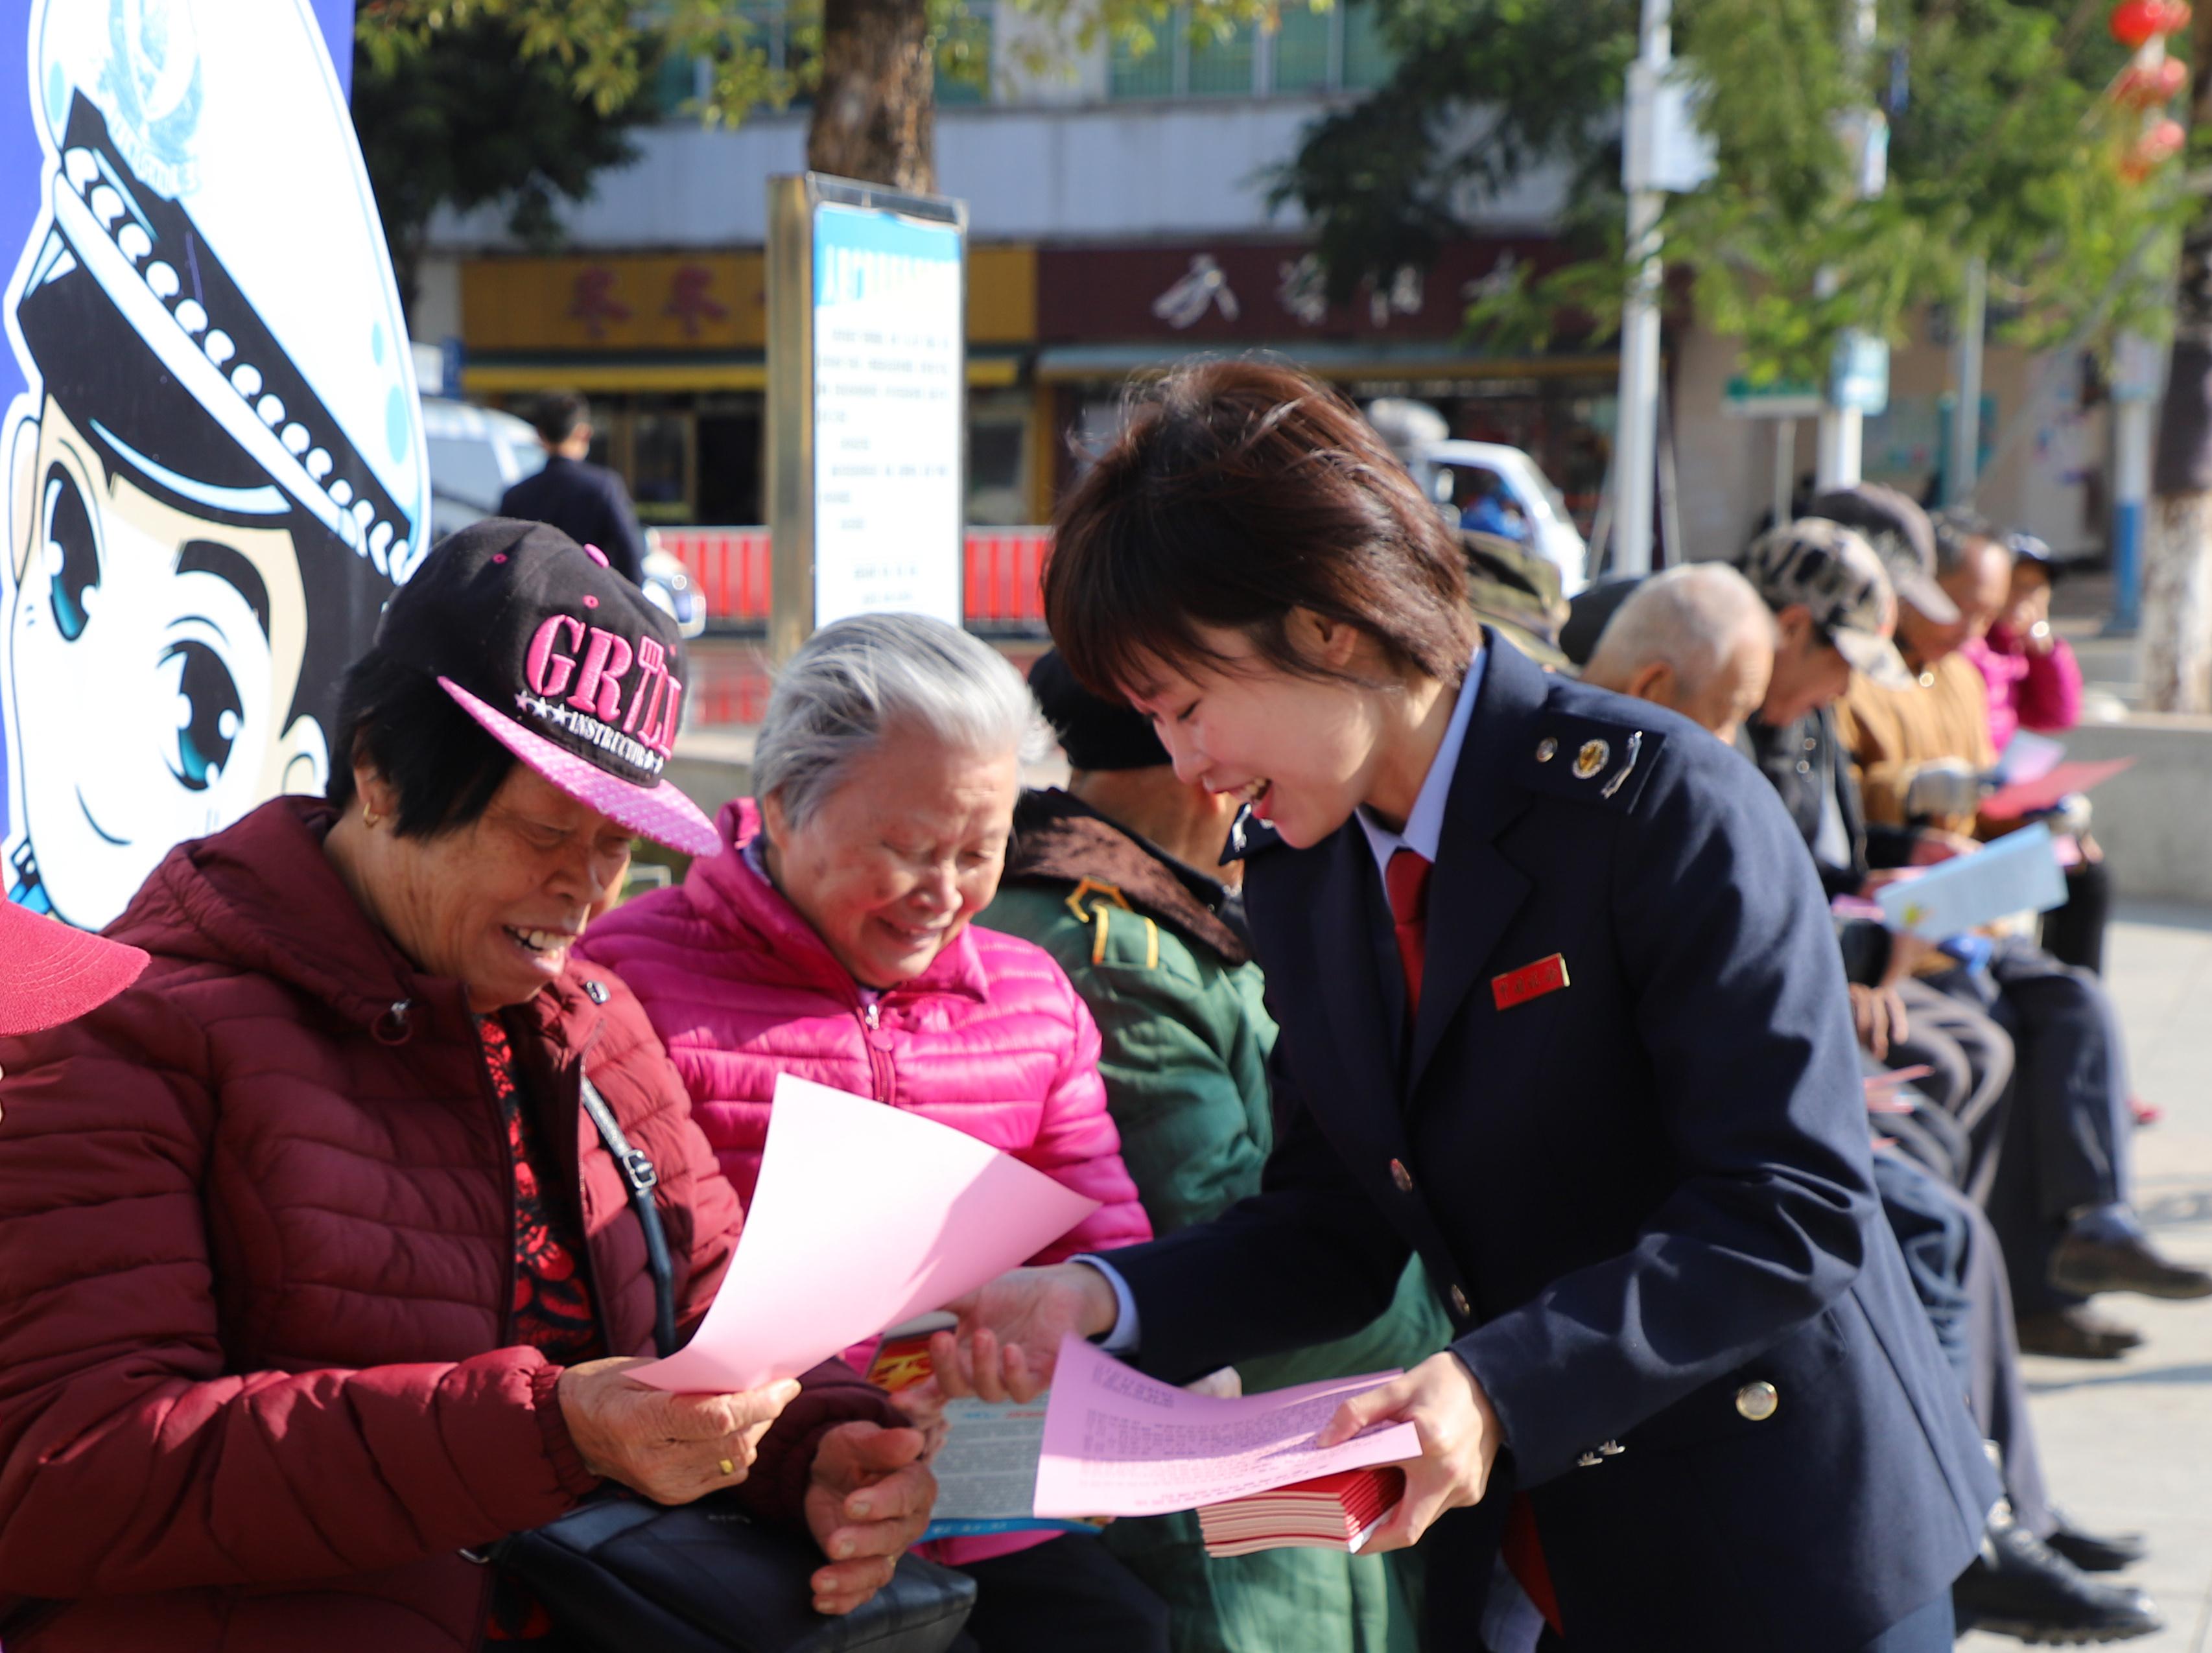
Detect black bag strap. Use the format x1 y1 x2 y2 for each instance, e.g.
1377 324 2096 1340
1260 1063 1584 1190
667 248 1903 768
580 1074 678 1359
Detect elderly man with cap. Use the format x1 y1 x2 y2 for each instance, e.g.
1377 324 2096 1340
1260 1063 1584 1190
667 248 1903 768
0 521 937 1652
1811 488 2211 1361
978 650 1450 1653
1579 541 2164 1647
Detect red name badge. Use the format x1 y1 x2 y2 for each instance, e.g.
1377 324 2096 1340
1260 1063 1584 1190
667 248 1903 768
1492 954 1570 1011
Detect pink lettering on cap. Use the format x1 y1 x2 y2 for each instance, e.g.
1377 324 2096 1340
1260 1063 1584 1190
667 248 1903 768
582 544 611 568
567 627 636 722
525 615 586 698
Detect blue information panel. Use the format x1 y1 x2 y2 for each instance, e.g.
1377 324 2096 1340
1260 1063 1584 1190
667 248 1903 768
0 0 427 930
810 201 965 628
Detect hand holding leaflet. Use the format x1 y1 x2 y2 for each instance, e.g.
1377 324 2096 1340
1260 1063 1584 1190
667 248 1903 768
637 1077 1101 1393
1873 823 2067 940
1033 1334 1419 1518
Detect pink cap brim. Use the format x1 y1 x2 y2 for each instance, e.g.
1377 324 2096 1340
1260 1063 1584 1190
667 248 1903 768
0 903 149 1037
440 677 724 858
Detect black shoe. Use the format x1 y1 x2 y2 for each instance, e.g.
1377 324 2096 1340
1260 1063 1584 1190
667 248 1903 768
2017 1306 2145 1361
2045 1511 2150 1575
1953 1521 2164 1644
2049 1230 2212 1300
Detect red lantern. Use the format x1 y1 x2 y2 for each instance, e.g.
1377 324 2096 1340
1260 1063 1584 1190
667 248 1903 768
2115 57 2190 105
2121 117 2187 180
2110 0 2191 46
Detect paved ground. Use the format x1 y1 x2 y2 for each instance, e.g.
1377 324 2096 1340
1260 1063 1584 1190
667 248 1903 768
1960 900 2212 1652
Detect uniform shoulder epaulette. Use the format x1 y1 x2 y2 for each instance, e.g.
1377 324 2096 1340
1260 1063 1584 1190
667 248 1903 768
1520 712 1667 812
1062 878 1164 970
1219 803 1284 866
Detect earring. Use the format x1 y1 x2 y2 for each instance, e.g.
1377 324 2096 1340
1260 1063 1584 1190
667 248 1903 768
362 803 382 830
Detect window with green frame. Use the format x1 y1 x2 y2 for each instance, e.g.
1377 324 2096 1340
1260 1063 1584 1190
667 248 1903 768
1272 3 1333 93
1186 19 1255 95
1341 0 1395 91
937 1 993 103
1109 23 1178 97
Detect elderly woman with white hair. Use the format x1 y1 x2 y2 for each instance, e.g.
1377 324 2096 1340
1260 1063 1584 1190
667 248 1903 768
580 612 1161 1653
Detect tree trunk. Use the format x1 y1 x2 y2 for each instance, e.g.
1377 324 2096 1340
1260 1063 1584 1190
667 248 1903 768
2141 1 2212 712
806 0 936 193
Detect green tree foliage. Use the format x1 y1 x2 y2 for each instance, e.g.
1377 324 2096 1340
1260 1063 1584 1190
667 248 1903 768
1274 0 2189 383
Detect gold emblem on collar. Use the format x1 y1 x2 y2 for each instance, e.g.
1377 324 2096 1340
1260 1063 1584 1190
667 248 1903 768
1574 738 1610 779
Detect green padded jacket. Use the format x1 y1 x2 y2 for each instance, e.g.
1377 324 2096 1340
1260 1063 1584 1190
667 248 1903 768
979 789 1452 1653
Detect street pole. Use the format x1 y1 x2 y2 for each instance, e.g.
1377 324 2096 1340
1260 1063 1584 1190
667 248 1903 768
1947 256 1986 506
1612 0 1671 576
2109 333 2159 634
1815 0 1883 491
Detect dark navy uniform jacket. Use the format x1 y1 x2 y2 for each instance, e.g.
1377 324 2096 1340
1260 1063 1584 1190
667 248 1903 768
1106 634 1996 1652
499 455 648 584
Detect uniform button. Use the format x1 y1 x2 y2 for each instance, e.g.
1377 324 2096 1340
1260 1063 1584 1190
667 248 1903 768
1389 1158 1415 1194
1449 1284 1471 1318
1795 759 1811 775
1803 736 1817 751
1735 1380 1779 1422
1536 737 1558 763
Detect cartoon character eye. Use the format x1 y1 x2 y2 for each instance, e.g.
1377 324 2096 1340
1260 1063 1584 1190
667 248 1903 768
40 463 99 641
158 640 244 792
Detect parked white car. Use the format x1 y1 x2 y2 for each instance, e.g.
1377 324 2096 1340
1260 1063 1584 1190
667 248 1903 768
1420 439 1590 596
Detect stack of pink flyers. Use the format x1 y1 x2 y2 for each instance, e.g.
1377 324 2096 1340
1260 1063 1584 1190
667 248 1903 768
1032 1334 1418 1522
1197 1466 1407 1556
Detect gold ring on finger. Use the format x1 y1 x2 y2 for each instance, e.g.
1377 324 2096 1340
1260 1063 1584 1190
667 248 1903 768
718 1457 737 1477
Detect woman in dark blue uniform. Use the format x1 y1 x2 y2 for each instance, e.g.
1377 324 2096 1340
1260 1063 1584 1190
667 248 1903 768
935 361 1994 1652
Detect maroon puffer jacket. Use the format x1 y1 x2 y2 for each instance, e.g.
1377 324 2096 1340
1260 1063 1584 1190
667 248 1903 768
0 799 895 1653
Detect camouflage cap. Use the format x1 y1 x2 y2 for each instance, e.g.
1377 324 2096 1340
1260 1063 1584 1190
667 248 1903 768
1460 530 1570 667
1738 517 1915 690
1806 483 1960 626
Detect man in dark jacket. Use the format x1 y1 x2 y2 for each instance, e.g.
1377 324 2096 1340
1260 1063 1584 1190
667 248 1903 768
499 392 650 583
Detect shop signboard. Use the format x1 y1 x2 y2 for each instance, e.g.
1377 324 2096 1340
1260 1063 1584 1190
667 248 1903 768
0 0 428 930
767 174 966 660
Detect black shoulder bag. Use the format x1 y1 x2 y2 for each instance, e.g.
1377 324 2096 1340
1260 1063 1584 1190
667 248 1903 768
480 1076 976 1653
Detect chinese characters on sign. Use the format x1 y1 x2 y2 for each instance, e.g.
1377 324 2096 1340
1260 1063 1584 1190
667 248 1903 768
810 202 965 628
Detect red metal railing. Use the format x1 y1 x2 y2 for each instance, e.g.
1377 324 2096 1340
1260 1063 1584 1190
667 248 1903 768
653 526 1054 627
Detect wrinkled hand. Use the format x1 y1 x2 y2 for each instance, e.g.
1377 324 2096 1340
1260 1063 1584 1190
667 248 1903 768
891 1379 951 1461
1848 983 1911 1060
557 1359 799 1506
805 1423 935 1616
1903 758 1985 822
932 1263 1118 1404
1314 1351 1500 1551
1907 829 1981 866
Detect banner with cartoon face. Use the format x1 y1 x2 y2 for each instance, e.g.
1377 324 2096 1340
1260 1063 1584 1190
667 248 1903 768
0 0 425 930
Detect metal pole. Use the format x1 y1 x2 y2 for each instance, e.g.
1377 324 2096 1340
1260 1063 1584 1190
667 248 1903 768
2108 333 2159 635
1773 418 1796 528
1816 0 1881 491
1947 256 1986 507
1611 0 1671 576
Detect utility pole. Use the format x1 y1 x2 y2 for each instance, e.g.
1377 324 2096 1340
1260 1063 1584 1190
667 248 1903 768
1815 0 1885 491
1946 256 1987 507
1611 0 1671 576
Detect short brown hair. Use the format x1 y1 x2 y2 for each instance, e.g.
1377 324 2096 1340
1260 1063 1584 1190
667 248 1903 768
1044 358 1476 699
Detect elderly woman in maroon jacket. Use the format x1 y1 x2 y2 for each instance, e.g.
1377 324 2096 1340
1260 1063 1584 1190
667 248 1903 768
0 522 932 1653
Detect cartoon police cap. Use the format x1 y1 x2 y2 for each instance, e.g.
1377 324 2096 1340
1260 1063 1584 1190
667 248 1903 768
23 0 428 581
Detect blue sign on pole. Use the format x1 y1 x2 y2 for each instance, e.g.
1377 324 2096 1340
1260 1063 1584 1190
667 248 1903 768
1830 329 1891 417
0 0 427 930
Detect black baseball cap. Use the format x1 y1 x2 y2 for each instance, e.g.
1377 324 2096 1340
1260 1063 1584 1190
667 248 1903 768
1028 649 1171 771
375 518 721 856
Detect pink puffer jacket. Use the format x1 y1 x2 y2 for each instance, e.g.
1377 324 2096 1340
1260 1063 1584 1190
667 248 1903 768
580 802 1151 1565
580 802 1150 1256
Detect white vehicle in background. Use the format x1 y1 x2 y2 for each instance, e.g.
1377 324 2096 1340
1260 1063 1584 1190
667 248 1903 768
418 395 706 637
1422 440 1590 596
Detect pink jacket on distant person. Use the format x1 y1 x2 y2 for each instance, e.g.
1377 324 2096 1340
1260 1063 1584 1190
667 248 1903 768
578 800 1151 1563
1964 627 2083 751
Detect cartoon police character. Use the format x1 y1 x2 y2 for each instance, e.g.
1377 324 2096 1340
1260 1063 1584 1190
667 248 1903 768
1 0 427 928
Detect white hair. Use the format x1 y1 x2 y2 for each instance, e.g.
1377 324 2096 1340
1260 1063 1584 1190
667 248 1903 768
1583 563 1776 698
753 613 1043 830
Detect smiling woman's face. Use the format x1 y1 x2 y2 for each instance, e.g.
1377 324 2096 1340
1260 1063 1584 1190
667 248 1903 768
762 730 1019 991
353 763 635 1013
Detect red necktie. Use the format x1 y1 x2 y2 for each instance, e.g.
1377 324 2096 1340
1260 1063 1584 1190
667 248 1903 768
1383 845 1563 1634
